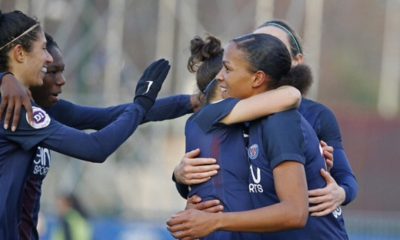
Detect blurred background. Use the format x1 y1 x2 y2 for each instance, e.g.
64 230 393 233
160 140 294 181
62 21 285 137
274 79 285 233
1 0 400 239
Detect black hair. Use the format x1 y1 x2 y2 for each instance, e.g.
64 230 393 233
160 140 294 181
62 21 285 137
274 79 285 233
272 64 313 95
256 20 313 94
257 20 303 57
187 35 223 94
0 10 41 71
232 33 312 93
45 32 59 50
232 33 291 84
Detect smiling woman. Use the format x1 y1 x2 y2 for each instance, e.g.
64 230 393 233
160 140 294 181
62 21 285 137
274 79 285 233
0 11 52 87
0 10 170 239
30 33 65 108
168 33 348 239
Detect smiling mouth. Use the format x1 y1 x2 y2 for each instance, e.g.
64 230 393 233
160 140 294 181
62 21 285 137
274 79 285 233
220 86 230 99
41 67 47 73
51 92 61 99
220 86 227 93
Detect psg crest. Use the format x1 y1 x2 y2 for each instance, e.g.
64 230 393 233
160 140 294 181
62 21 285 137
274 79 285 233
27 106 51 129
248 144 259 160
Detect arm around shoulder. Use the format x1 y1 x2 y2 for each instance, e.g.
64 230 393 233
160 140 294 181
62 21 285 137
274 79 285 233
218 162 308 232
221 85 301 125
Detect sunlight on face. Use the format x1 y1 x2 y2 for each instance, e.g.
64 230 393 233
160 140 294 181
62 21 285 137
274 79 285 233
217 42 255 100
30 45 66 108
23 30 53 87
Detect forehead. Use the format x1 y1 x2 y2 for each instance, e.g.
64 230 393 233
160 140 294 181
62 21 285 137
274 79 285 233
253 26 291 50
30 30 46 49
36 30 46 43
223 42 255 70
223 42 243 62
48 46 64 66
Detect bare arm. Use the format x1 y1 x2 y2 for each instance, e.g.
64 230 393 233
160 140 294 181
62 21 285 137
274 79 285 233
0 73 33 131
172 88 300 196
221 86 301 125
219 161 308 232
167 162 308 238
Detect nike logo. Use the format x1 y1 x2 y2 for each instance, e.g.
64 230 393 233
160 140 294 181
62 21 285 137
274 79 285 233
145 81 153 94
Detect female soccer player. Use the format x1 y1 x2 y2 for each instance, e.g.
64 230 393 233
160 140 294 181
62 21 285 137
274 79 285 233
0 10 169 238
254 20 358 217
13 33 194 240
183 35 301 239
167 33 348 239
173 20 357 218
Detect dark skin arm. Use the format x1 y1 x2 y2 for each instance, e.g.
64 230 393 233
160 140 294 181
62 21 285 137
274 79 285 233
167 161 308 239
0 73 33 131
185 195 224 213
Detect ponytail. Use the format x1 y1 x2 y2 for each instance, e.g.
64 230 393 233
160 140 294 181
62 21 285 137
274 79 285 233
273 64 313 95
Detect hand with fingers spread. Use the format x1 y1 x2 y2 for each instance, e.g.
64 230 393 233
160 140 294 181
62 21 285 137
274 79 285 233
173 148 220 185
308 169 346 217
320 140 334 171
167 209 220 239
185 195 224 213
0 73 33 131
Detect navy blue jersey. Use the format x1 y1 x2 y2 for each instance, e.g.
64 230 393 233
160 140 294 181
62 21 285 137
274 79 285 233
0 106 61 239
46 95 193 129
175 98 358 205
19 95 192 240
248 110 348 239
0 102 147 239
19 147 50 240
299 98 358 205
186 98 260 240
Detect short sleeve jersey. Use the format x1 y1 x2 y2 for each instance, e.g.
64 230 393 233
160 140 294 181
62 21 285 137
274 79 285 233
248 109 348 239
185 98 261 240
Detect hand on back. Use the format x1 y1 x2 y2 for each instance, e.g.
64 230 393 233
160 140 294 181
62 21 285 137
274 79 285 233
174 148 219 185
